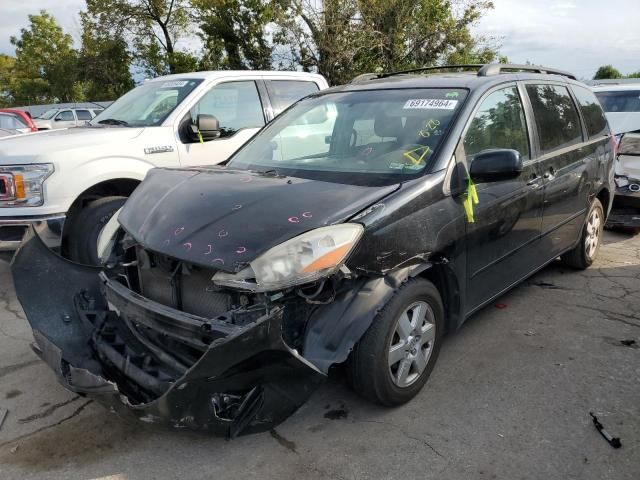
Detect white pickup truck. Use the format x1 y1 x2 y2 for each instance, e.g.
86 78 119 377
0 70 328 263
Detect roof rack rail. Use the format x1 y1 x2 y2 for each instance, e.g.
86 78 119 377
359 63 577 82
377 64 484 79
477 63 577 80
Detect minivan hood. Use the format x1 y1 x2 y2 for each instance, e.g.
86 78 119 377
0 127 144 165
118 167 399 272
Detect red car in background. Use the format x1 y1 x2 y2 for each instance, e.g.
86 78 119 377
0 109 38 133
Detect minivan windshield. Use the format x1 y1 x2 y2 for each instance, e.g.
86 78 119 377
91 79 202 127
227 88 467 185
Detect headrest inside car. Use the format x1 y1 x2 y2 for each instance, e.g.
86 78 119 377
374 112 403 138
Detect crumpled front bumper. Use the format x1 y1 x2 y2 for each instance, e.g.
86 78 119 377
606 178 640 230
11 229 325 437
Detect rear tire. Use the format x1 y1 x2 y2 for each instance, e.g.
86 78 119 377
66 196 126 265
561 198 604 270
349 278 444 407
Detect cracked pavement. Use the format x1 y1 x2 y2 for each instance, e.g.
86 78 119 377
0 231 639 480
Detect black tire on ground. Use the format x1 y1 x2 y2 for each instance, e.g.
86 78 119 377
561 198 604 270
66 196 127 265
349 277 445 407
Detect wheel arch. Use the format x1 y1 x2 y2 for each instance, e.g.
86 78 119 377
61 177 141 252
595 187 611 218
301 259 463 373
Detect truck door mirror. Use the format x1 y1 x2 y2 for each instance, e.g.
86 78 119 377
190 114 220 142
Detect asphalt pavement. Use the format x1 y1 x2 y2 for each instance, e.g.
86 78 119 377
0 231 638 480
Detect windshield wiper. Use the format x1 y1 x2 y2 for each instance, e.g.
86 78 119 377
97 118 129 126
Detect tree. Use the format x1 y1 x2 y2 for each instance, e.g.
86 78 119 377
0 54 16 106
594 65 622 80
10 11 80 104
274 0 497 85
78 11 135 100
194 0 287 70
85 0 194 76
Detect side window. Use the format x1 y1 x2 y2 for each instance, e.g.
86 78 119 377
0 114 25 129
464 86 530 160
269 81 320 113
525 84 582 154
572 86 609 138
76 110 93 120
193 81 265 138
56 110 75 121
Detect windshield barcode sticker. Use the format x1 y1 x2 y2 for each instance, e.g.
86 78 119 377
403 99 458 110
161 80 189 88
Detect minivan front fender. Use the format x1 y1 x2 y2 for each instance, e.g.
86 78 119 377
302 263 432 373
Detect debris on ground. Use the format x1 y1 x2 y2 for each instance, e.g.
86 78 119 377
0 408 7 430
495 303 508 309
532 281 563 290
9 444 19 454
524 330 536 336
620 339 637 348
590 412 622 449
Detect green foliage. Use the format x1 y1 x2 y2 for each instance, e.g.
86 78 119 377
195 0 287 70
0 54 16 106
594 65 622 80
85 0 192 76
79 11 135 99
274 0 498 85
10 10 80 104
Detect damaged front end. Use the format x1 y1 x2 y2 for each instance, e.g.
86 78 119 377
607 134 640 230
12 229 329 437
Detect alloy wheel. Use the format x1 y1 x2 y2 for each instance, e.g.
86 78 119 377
388 301 436 388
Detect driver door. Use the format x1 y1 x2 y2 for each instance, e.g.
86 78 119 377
463 84 545 312
177 80 266 167
53 110 76 129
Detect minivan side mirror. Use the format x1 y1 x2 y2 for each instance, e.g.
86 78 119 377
469 149 523 183
190 114 220 142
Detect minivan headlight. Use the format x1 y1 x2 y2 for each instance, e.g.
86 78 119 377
213 224 364 291
0 164 54 207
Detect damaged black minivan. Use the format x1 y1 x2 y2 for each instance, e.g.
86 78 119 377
13 64 614 437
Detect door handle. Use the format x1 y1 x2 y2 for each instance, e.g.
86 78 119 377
527 175 541 186
543 167 556 179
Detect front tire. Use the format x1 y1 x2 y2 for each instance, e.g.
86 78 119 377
349 278 444 407
66 196 126 265
561 198 604 269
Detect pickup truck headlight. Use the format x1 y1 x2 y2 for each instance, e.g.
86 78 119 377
0 164 54 207
213 224 364 291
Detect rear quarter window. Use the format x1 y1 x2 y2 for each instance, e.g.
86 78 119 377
268 80 320 114
526 84 583 154
572 86 609 138
594 90 640 112
76 109 93 120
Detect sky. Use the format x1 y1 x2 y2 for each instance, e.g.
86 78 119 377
1 0 639 80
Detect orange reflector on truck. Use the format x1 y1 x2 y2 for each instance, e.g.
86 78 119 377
14 174 26 199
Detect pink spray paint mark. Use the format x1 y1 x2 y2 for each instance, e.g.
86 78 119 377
236 246 247 254
232 204 242 210
240 176 252 183
288 216 300 223
164 239 171 246
183 242 192 251
302 211 312 218
212 258 225 265
218 229 228 238
174 226 184 236
204 244 213 255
